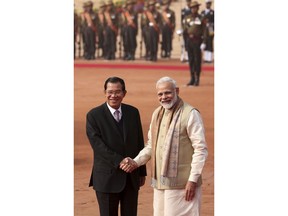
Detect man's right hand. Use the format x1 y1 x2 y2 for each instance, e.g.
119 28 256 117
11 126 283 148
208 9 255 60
119 157 138 173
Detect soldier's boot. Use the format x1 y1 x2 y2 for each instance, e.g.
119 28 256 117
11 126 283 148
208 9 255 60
145 51 151 61
131 50 135 60
126 52 132 60
150 52 157 62
194 72 200 86
167 51 171 58
187 71 195 86
123 52 128 60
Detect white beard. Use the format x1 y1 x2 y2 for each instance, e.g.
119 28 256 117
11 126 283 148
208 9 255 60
160 95 178 109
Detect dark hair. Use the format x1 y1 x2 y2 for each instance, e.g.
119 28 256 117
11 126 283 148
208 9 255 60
104 77 126 91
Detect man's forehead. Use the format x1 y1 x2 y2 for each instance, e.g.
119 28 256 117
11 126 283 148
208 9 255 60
157 82 174 91
107 82 122 88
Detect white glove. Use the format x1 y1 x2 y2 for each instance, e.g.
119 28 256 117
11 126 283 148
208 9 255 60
200 43 206 51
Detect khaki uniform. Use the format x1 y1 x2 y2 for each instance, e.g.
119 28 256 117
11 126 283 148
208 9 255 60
80 2 97 60
141 2 161 61
183 12 207 86
160 7 175 58
103 5 120 60
95 6 106 58
120 5 138 60
74 10 80 58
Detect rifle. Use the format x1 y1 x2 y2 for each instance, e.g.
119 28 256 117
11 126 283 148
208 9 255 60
119 33 122 59
176 29 185 62
78 28 82 58
140 31 143 59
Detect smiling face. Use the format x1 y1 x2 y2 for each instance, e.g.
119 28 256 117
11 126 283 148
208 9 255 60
105 82 126 109
156 81 179 109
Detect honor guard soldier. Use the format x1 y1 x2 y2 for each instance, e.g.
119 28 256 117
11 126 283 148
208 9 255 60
119 3 128 60
183 1 207 86
201 0 214 63
181 0 192 62
74 6 80 59
81 1 97 60
140 1 150 60
121 0 138 60
104 0 119 60
96 1 106 58
142 0 161 62
160 0 175 58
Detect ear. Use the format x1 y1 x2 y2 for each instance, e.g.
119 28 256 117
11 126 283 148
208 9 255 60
176 87 179 95
123 90 127 97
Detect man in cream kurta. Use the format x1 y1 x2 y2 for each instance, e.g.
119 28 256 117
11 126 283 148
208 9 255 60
120 76 208 216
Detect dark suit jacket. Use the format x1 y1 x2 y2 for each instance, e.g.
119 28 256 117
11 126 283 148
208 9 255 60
86 102 147 193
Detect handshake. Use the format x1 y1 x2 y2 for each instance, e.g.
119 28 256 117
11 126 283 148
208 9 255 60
119 157 139 173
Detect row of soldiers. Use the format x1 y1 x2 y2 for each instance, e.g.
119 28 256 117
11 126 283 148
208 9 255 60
74 0 176 61
74 0 214 66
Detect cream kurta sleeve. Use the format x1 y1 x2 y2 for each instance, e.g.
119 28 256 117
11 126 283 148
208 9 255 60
134 123 153 166
187 109 208 183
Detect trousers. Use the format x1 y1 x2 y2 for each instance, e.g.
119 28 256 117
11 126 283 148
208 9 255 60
153 187 202 216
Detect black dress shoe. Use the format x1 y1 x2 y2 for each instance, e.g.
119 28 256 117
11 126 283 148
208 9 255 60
126 54 132 60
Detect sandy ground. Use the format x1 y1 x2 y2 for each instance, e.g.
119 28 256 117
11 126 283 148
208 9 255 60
74 58 214 215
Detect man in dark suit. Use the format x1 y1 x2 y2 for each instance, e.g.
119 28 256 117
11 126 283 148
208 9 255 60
86 77 147 216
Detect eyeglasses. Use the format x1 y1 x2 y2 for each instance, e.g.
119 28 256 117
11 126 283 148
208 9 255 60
106 90 123 96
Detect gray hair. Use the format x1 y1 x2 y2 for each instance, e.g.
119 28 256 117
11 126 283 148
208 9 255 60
156 76 177 88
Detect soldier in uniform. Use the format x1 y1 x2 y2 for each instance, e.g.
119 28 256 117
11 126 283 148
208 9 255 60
103 0 119 60
140 1 150 60
142 0 161 62
181 0 192 62
119 3 128 60
201 0 214 63
183 1 207 86
96 1 106 58
120 0 138 60
74 6 80 59
80 2 88 59
160 0 175 58
80 1 97 60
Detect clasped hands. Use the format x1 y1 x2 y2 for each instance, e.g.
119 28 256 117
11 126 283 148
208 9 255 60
120 157 138 173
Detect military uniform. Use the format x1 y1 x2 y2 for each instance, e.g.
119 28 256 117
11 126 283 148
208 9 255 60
96 1 106 58
142 0 161 61
201 0 214 63
80 1 97 60
183 1 207 86
160 0 175 58
120 0 138 60
181 0 192 61
140 2 150 59
103 0 120 60
74 8 80 59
